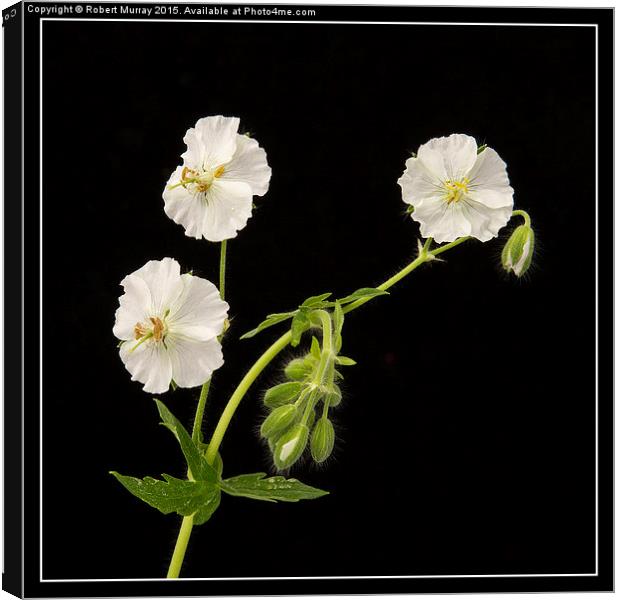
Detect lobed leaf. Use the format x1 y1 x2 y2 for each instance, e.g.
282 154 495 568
240 311 296 340
337 287 389 305
154 400 217 483
110 471 210 517
220 473 329 503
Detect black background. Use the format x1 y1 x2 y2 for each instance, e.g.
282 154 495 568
40 18 597 581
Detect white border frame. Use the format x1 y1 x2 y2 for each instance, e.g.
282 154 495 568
36 14 600 585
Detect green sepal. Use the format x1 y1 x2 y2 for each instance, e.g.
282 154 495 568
240 311 296 340
333 302 344 352
337 287 389 305
110 471 212 517
335 355 356 366
154 400 217 483
310 336 321 360
170 379 178 391
220 472 328 503
477 144 487 154
405 204 415 215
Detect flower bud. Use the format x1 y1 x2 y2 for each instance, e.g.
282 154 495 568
502 224 535 277
284 357 314 381
310 418 335 463
324 385 342 407
274 423 309 470
263 381 303 408
260 404 298 439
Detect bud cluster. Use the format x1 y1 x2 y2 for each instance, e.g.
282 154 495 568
260 306 353 470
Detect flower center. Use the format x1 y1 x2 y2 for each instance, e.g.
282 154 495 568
443 177 470 204
132 316 168 351
179 165 226 193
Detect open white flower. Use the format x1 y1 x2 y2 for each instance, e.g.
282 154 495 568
398 134 514 243
113 258 229 394
163 116 271 242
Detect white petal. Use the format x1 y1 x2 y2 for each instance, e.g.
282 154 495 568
220 134 272 196
461 199 513 242
119 340 173 394
163 169 209 240
200 180 253 242
468 147 512 189
417 134 478 181
167 336 224 389
467 147 514 208
130 258 184 316
413 198 473 243
168 274 229 341
113 274 152 340
181 116 240 171
398 157 444 208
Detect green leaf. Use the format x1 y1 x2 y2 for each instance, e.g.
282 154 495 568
290 311 311 347
335 355 357 366
193 487 221 525
301 292 332 308
110 471 210 516
220 473 329 503
154 400 217 483
337 287 389 305
240 311 296 340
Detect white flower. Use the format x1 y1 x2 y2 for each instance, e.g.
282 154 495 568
398 134 514 243
113 258 229 394
163 116 271 242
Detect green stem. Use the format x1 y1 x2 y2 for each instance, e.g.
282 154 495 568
166 515 194 579
205 331 292 464
167 239 228 578
512 209 531 227
219 240 227 301
204 236 471 463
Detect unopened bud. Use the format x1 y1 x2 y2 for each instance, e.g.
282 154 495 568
310 418 335 463
325 385 342 407
502 224 535 277
274 423 309 470
284 357 314 381
261 404 298 439
263 381 303 408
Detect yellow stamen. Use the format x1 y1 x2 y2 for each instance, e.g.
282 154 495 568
214 165 225 178
444 177 470 204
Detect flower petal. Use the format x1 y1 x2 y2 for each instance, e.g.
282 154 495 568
220 134 272 196
461 199 513 242
113 274 152 340
398 156 444 208
412 197 472 243
417 134 477 181
119 340 173 394
181 116 240 170
163 168 209 240
129 258 184 316
168 274 229 341
201 179 254 242
167 336 224 389
467 147 514 208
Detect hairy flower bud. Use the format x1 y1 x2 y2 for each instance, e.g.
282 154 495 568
502 224 535 277
284 357 314 381
274 423 309 470
324 384 342 407
260 404 298 439
263 381 303 408
310 418 335 463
